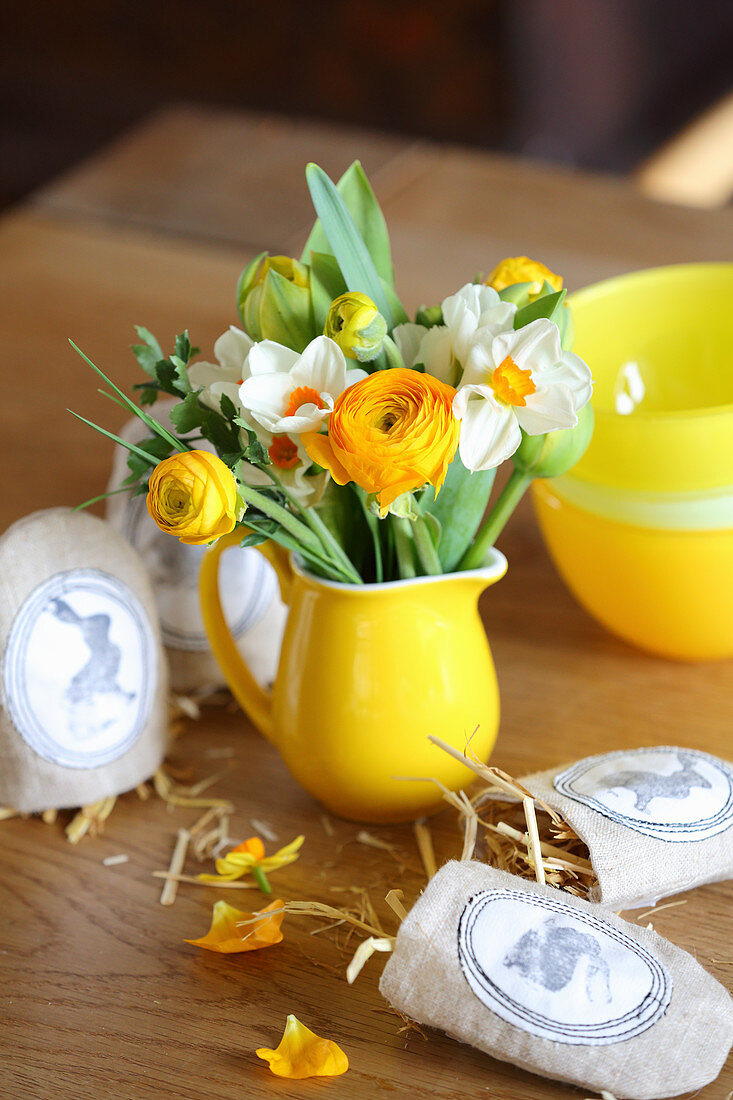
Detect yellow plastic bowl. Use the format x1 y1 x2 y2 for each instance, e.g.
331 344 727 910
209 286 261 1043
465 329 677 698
532 263 733 661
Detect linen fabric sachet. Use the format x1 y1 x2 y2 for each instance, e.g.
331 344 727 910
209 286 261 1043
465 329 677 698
106 402 286 692
0 509 168 812
380 861 733 1100
518 746 733 909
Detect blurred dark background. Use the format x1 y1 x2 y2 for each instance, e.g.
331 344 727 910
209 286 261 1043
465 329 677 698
2 0 732 209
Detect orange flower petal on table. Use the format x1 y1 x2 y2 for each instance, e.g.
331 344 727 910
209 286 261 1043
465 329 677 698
184 899 284 953
256 1015 349 1079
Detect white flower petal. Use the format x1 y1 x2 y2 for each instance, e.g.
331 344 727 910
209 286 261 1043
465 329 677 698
204 380 245 414
214 326 254 374
344 367 368 388
291 336 346 395
188 360 224 391
239 372 293 431
459 336 496 390
393 323 427 369
532 350 593 409
457 392 522 471
247 340 300 377
492 318 562 374
276 406 330 434
515 383 578 435
419 326 457 384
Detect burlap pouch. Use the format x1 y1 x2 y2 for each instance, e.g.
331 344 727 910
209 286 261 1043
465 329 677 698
0 509 168 812
380 861 733 1099
514 746 733 909
106 401 286 692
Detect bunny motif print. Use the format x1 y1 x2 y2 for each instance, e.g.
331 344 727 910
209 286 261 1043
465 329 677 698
554 747 733 842
2 569 156 768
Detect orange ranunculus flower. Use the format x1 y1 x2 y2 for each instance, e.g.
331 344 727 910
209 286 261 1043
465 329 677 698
302 367 459 515
146 449 237 546
256 1015 349 1079
184 899 284 954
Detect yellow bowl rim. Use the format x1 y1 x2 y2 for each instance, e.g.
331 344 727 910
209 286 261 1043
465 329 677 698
569 261 733 422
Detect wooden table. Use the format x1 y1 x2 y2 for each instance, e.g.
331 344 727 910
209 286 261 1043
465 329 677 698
2 107 732 1099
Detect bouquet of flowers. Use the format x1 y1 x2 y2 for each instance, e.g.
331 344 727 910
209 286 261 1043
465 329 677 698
73 162 593 584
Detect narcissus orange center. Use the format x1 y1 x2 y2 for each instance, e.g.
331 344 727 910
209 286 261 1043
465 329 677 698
491 355 536 407
268 436 300 469
284 385 324 417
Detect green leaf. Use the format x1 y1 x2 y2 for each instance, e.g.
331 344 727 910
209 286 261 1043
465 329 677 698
219 393 237 421
69 341 189 455
513 289 567 330
174 331 194 365
378 277 409 327
170 392 205 434
123 434 174 483
131 326 164 378
301 161 394 287
422 454 496 572
309 251 348 331
258 268 315 352
305 163 394 328
236 251 267 324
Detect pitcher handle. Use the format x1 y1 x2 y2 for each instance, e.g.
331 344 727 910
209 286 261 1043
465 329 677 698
199 528 292 744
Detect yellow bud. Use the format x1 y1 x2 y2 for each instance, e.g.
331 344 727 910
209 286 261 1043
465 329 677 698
324 292 386 362
146 450 237 545
240 254 310 341
486 256 563 300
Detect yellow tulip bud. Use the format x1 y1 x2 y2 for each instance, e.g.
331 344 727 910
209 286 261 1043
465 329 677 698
146 450 238 546
324 292 387 362
240 254 310 342
486 256 563 300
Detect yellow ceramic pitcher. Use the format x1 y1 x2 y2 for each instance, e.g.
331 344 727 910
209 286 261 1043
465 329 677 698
200 531 507 822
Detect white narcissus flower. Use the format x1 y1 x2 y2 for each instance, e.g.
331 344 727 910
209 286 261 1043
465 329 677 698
453 318 593 472
187 326 254 412
239 335 367 436
393 284 516 386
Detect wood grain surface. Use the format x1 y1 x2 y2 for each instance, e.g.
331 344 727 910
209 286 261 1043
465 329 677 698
1 110 732 1099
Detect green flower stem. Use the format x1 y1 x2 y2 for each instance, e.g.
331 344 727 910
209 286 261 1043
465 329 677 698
411 515 442 575
237 484 325 558
252 866 272 895
298 503 363 584
381 335 406 370
392 518 417 579
263 469 363 584
457 467 532 571
353 488 383 582
241 515 354 584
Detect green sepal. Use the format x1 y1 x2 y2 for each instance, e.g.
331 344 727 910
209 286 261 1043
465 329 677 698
513 289 567 330
415 305 444 328
258 268 315 352
236 251 267 325
301 160 395 287
309 251 348 332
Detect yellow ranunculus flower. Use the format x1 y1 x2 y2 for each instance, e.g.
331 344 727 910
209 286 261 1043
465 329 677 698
146 450 237 546
302 367 459 516
324 292 387 362
486 256 563 299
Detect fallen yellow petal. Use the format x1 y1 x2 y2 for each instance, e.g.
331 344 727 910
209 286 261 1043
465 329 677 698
256 1014 349 1079
184 899 284 953
197 834 305 884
